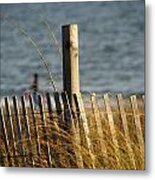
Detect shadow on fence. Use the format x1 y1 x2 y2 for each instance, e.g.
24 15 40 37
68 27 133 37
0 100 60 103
0 92 145 169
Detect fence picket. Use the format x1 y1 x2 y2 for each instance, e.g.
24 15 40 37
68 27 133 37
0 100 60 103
38 94 52 167
103 93 121 169
54 92 64 126
29 94 41 165
130 95 144 157
74 93 95 168
116 94 136 169
12 96 26 166
0 106 12 166
54 92 62 114
61 92 84 168
21 95 35 167
53 92 68 167
46 92 53 121
91 93 108 167
4 97 18 166
61 92 72 128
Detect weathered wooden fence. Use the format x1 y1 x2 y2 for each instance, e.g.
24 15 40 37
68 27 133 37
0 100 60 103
0 92 144 169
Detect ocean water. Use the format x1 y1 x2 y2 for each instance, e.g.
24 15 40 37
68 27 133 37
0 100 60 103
0 1 144 96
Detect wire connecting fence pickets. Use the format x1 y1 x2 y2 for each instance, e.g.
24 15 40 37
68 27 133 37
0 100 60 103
0 92 144 169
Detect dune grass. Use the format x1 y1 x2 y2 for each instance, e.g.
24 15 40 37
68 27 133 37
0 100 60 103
0 93 144 169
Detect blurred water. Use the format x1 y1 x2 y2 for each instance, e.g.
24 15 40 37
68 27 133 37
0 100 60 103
0 1 144 96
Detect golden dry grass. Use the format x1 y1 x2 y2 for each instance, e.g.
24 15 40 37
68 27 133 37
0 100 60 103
0 94 144 169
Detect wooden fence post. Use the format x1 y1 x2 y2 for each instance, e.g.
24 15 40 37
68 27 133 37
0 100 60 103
62 24 80 108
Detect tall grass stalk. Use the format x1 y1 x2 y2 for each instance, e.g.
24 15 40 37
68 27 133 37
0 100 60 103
0 13 57 92
40 16 62 61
